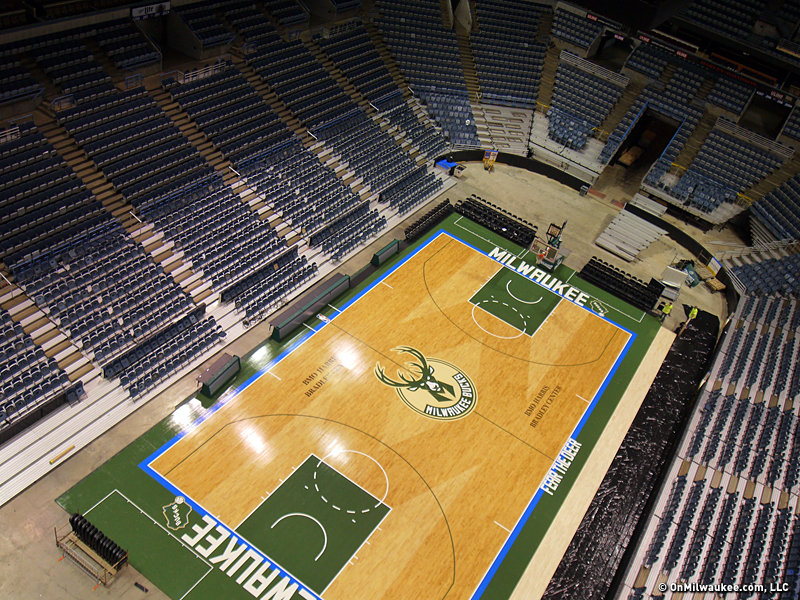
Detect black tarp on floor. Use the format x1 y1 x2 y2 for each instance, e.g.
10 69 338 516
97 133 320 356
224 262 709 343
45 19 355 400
541 311 720 600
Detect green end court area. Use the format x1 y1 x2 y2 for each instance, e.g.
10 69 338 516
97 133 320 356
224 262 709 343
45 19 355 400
57 213 662 600
236 455 390 595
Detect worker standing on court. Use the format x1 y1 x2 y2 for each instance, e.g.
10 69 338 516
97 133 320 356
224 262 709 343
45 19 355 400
660 302 673 323
688 306 698 321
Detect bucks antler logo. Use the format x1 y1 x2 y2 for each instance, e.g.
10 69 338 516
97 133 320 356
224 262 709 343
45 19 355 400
375 346 477 420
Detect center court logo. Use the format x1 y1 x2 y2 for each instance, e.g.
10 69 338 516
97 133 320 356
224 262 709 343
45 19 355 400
374 346 477 420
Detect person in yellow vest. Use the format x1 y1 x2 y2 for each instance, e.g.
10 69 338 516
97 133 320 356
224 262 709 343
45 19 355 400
678 306 699 335
660 302 673 323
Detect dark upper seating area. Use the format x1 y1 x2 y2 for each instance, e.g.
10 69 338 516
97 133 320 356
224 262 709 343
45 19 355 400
679 0 765 41
264 0 309 26
0 60 44 105
35 38 115 103
56 84 214 215
162 62 294 167
316 24 447 157
550 7 604 50
470 0 546 109
376 0 480 147
95 18 161 71
782 105 800 141
246 31 356 130
624 42 672 80
706 75 754 115
176 2 235 49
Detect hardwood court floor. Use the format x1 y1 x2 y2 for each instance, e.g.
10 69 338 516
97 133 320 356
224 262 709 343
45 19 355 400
148 232 634 599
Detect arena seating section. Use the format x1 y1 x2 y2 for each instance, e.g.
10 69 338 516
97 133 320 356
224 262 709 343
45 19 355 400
706 75 754 115
0 60 44 105
654 123 786 213
264 0 309 26
634 250 800 598
376 0 480 147
2 9 800 585
603 86 702 171
175 2 235 49
0 307 82 440
680 0 764 41
95 18 160 70
752 175 800 241
550 7 604 50
782 105 800 141
162 61 294 166
470 0 546 109
624 43 672 80
316 23 448 158
548 52 625 150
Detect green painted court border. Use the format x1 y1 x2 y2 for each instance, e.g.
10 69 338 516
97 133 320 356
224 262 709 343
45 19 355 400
56 213 660 600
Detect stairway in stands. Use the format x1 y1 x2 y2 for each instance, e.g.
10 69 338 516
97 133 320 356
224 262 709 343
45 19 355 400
455 29 481 104
363 20 410 94
148 85 234 185
0 274 97 386
598 77 648 139
304 38 371 111
536 44 561 109
362 19 449 150
672 110 716 168
536 6 554 42
229 53 376 202
659 62 678 84
455 27 493 147
230 53 315 148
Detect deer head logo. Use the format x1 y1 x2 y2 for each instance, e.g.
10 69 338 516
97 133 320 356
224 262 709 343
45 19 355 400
375 346 457 404
375 347 476 420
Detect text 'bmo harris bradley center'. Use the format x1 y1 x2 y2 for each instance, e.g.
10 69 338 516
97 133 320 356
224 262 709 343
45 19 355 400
488 247 591 306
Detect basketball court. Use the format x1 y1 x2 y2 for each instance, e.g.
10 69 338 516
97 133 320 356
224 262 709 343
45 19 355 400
58 218 668 600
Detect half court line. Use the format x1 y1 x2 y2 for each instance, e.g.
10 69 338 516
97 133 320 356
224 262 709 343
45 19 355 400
474 411 555 462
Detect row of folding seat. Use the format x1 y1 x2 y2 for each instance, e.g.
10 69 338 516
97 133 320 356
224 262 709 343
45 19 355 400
579 257 660 312
405 199 453 243
455 196 537 247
